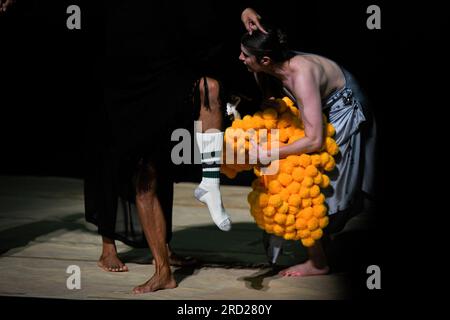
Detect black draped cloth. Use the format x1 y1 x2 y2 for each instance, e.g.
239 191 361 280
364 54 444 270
84 1 246 247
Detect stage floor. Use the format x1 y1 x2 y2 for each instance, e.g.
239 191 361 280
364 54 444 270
0 175 370 300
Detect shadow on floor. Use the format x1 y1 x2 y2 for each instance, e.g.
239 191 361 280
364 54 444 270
0 210 380 295
0 213 96 254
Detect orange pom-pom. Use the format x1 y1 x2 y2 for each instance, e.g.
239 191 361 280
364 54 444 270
311 154 321 166
299 186 311 198
286 181 301 194
326 123 336 137
301 238 315 247
277 202 289 215
264 119 277 129
279 188 291 202
259 193 269 208
273 224 285 236
278 173 293 187
295 218 308 230
305 165 318 177
263 216 274 224
310 185 321 198
319 216 329 228
292 167 305 182
289 206 299 216
282 96 295 107
288 194 302 208
268 180 283 194
313 204 327 218
262 108 278 120
313 172 323 185
307 217 319 231
301 198 312 208
324 157 336 172
301 176 314 188
299 154 312 167
263 206 276 217
312 193 326 205
268 194 283 208
285 214 296 226
311 228 323 240
320 174 330 188
274 213 287 225
280 160 294 174
299 207 314 220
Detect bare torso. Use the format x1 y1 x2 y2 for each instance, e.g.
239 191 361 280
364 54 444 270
282 54 346 103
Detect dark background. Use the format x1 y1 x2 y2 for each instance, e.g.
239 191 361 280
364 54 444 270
0 0 390 179
0 0 447 303
1 0 443 213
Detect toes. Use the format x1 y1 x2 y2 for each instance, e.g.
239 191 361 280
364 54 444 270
133 286 149 294
132 287 141 294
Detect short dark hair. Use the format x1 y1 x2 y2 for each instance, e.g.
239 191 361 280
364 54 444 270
241 26 293 63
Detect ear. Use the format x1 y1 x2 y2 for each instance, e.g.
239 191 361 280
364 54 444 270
260 56 272 66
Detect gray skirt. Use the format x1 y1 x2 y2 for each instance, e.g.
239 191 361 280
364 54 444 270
283 67 376 215
321 68 376 215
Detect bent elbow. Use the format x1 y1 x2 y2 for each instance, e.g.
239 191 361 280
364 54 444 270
310 137 323 152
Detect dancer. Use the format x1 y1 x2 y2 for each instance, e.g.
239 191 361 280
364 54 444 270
239 26 376 276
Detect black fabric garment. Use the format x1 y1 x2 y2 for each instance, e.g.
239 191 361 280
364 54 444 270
84 1 247 247
84 1 192 247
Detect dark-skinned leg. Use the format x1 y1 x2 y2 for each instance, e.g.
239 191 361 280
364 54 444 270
194 77 232 231
97 236 129 272
132 164 176 293
197 77 223 131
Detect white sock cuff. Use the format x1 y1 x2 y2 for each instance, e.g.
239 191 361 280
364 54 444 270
196 132 224 154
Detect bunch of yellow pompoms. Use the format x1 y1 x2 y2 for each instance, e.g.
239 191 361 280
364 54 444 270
221 97 339 247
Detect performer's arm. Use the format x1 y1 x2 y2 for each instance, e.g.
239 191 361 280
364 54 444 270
241 8 267 34
278 67 324 159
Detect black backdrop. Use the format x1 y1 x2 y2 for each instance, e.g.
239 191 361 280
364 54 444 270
0 0 448 304
2 0 444 193
0 0 390 179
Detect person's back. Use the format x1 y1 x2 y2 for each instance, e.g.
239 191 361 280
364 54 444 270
275 53 346 106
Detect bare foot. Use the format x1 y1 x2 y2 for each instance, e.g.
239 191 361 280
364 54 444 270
97 253 129 272
133 272 177 294
279 260 330 277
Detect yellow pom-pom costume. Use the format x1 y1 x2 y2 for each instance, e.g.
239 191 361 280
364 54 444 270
221 97 339 247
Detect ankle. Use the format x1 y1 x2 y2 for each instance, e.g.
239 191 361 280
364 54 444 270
101 241 117 255
308 258 328 270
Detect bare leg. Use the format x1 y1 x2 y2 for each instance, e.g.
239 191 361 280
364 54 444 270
279 241 330 277
194 77 232 231
151 244 197 267
97 236 129 272
197 77 223 131
132 166 177 293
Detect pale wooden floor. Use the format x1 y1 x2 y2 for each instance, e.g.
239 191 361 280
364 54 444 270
0 176 357 300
